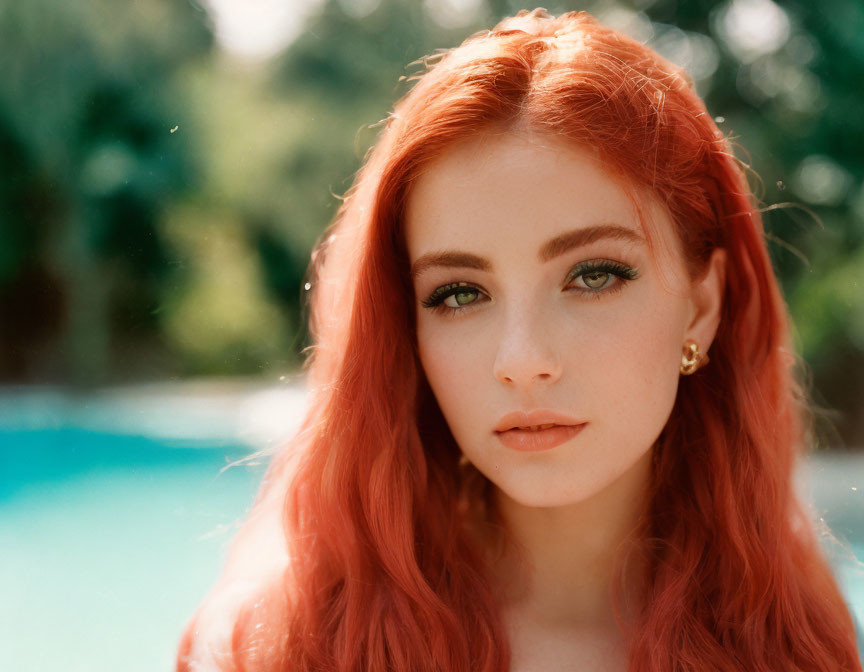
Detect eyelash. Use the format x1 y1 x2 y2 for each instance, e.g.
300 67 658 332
420 259 640 317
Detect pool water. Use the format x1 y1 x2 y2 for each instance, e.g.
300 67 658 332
1 428 263 672
1 427 862 671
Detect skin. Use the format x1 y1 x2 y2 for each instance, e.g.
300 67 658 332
405 128 726 671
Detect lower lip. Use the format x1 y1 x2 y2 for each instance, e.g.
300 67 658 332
495 424 586 452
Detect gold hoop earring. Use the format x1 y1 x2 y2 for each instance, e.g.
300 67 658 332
680 339 709 375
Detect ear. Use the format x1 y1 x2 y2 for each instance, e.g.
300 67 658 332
685 247 726 352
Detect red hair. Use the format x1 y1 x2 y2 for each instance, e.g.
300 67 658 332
177 9 862 671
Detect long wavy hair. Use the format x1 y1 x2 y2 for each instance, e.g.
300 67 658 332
176 9 862 671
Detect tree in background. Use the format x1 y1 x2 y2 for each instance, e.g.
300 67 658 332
0 0 210 384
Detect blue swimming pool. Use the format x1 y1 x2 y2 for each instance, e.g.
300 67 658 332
0 427 265 672
1 406 862 670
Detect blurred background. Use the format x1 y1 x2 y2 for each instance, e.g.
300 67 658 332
1 0 862 669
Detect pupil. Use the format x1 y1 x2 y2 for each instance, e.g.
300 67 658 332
584 271 608 289
455 291 475 305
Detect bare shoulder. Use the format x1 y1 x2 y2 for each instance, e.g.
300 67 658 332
176 580 265 671
176 496 294 671
177 563 293 671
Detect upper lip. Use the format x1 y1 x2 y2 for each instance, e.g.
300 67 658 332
494 410 585 433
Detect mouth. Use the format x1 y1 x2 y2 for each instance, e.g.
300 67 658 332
503 423 560 432
495 423 586 452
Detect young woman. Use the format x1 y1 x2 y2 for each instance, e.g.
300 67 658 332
176 9 863 671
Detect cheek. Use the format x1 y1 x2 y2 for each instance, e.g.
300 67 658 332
416 319 483 398
587 295 687 439
416 316 494 445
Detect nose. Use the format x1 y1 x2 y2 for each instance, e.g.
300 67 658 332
493 305 563 388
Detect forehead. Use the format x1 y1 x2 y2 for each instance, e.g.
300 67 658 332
403 130 673 262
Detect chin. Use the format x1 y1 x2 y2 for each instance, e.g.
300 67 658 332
493 479 602 509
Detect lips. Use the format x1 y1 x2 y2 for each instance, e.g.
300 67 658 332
494 409 584 433
495 423 585 452
493 409 586 452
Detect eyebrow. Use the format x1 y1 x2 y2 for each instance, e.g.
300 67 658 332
409 224 645 280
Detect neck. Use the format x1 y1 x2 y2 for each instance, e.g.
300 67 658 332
486 449 652 630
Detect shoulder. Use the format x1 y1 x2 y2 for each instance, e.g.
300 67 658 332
177 569 293 672
176 581 259 672
176 494 294 671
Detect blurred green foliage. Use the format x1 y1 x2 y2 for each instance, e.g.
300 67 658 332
1 0 863 445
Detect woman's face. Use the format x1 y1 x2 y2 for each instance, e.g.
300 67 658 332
405 130 724 508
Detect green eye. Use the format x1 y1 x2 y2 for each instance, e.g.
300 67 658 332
446 290 479 307
581 271 610 289
421 281 487 313
566 259 638 297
